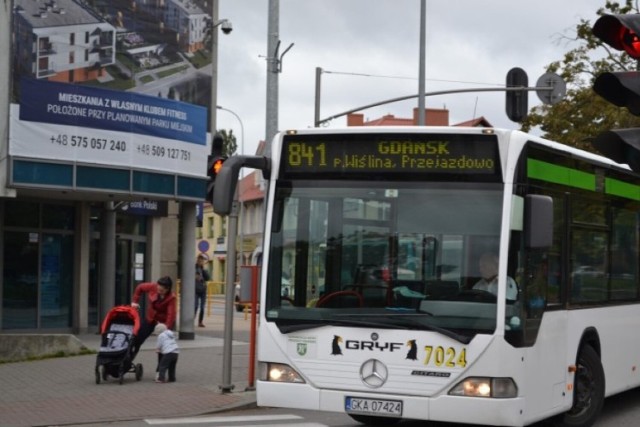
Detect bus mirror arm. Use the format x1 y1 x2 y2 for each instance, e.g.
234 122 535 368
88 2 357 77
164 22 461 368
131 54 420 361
213 155 271 216
525 194 553 249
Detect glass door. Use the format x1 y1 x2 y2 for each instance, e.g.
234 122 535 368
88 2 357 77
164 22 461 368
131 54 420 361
115 239 132 306
40 234 74 328
2 231 39 329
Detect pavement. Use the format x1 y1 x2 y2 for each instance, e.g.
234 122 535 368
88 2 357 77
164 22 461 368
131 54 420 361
0 302 259 427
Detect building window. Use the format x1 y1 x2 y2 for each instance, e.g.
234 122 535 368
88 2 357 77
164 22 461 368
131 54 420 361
69 51 75 64
70 32 75 46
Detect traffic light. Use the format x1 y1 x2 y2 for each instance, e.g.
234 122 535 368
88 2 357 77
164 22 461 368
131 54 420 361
592 14 640 58
505 67 528 123
206 133 227 203
591 14 640 172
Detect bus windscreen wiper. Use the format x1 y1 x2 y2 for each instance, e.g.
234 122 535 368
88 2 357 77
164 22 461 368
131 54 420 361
274 317 407 333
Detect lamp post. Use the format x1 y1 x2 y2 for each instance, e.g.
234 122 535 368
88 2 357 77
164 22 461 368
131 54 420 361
217 105 244 158
217 105 245 265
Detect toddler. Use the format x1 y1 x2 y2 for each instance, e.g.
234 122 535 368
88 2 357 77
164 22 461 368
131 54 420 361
153 323 179 383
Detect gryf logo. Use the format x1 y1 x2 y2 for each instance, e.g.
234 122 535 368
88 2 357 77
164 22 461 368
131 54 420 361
331 335 343 355
345 340 403 352
406 339 418 360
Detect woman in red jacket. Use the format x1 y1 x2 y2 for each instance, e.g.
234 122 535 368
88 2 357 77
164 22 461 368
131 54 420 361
131 276 176 356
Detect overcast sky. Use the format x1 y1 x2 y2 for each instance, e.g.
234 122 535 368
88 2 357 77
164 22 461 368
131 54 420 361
215 0 606 157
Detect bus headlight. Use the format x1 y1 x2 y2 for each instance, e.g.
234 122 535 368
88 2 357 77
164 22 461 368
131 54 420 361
258 362 306 383
449 377 517 398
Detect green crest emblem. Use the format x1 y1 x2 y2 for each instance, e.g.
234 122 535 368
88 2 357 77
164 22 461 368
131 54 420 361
297 343 308 356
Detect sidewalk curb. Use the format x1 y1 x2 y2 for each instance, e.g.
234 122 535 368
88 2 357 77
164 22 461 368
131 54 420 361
31 392 258 427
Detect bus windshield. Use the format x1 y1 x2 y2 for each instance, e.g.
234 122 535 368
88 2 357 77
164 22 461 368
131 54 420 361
265 180 510 341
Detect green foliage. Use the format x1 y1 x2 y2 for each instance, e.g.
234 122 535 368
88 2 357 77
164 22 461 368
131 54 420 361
218 129 238 156
521 0 640 151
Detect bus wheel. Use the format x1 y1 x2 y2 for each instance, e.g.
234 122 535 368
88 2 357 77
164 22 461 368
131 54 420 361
556 345 604 427
347 414 401 425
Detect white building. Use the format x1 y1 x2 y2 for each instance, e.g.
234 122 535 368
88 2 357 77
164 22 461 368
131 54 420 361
13 0 116 83
164 0 208 53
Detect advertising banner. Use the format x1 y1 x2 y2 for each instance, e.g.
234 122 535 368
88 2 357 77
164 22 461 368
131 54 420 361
9 0 213 179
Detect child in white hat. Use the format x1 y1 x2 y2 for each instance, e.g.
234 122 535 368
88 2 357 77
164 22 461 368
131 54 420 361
153 323 179 383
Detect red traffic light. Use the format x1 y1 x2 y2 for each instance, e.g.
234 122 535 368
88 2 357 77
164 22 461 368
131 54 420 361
593 14 640 59
618 26 640 57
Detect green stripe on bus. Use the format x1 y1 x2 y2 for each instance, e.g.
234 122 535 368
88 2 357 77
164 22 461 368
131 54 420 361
527 159 595 191
605 177 640 200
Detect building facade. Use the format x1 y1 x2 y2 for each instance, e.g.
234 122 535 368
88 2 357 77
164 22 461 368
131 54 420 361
1 0 210 334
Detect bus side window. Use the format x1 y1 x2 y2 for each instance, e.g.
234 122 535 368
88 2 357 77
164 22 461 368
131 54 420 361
525 254 547 319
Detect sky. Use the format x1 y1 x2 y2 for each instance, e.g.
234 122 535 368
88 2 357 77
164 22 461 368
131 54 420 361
215 0 607 157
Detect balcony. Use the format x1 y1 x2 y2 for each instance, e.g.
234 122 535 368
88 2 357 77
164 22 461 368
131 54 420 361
38 43 55 56
37 68 56 78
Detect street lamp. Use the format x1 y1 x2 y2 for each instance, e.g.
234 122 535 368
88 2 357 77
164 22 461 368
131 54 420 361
217 105 244 158
217 105 245 265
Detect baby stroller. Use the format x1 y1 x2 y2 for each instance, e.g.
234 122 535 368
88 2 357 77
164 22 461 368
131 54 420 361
95 305 143 385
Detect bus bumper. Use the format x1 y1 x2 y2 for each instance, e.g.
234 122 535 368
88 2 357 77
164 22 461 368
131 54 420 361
257 381 526 426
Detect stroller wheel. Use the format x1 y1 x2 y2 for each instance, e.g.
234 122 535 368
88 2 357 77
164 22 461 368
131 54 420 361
95 366 101 384
101 365 108 381
119 373 124 385
135 363 143 381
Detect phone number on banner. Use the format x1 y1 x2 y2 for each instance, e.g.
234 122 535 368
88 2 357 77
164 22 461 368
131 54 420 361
49 134 192 161
51 134 126 152
136 143 192 161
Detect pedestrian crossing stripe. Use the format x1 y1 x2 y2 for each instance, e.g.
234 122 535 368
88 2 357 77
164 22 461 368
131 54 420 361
145 414 303 425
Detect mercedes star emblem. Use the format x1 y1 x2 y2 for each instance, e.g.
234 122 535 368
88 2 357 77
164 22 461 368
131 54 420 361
360 358 388 388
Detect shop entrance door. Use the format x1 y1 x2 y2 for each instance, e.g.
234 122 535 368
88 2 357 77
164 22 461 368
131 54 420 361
115 238 147 306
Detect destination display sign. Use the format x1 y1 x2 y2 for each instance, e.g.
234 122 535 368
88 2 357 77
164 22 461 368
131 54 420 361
281 133 499 176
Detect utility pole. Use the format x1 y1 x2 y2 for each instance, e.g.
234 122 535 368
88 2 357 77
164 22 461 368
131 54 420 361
417 0 426 125
314 67 322 127
265 0 279 157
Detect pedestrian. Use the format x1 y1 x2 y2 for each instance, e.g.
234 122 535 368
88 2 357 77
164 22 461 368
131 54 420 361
131 276 176 357
154 322 179 383
195 254 210 327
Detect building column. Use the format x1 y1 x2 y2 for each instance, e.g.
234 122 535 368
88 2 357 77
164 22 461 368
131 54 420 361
179 201 196 340
73 201 90 333
98 202 116 325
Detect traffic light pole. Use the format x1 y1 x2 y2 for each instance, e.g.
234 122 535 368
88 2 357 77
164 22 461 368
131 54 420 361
219 196 239 393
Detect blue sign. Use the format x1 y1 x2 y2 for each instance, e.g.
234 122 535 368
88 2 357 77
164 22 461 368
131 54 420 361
198 240 210 253
20 78 206 145
119 200 168 217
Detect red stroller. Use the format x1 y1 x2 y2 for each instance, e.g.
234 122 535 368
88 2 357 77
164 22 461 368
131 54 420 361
94 305 143 384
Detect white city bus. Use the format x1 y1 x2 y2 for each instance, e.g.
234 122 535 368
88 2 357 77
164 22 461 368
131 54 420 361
213 126 640 426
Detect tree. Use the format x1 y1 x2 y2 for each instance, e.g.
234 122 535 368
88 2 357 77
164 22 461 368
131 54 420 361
521 0 640 151
218 129 238 157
